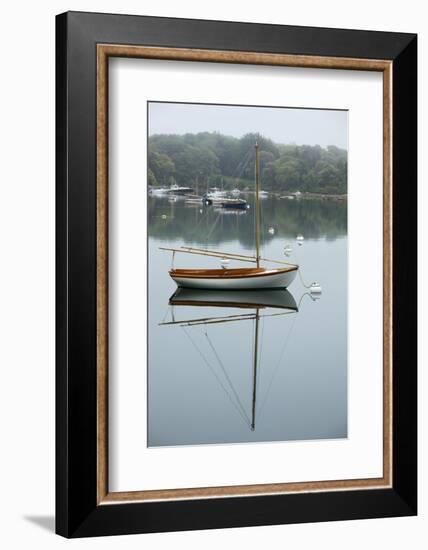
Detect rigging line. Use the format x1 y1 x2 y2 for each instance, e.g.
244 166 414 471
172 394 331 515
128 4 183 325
181 202 210 240
182 196 221 246
181 326 250 428
234 148 253 180
256 314 265 392
161 303 172 324
205 210 222 243
250 315 256 389
291 245 314 289
204 328 252 427
297 291 319 307
258 170 265 255
260 199 264 255
297 265 315 289
257 312 299 419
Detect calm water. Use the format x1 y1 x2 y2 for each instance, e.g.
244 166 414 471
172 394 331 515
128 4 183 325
148 195 347 446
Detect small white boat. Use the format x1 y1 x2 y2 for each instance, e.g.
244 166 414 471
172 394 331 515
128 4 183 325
231 188 241 196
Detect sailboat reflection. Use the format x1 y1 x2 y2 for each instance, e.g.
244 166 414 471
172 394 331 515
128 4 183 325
160 288 315 432
169 287 297 311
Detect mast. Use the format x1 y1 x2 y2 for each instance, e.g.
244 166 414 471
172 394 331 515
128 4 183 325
251 309 260 431
255 142 260 268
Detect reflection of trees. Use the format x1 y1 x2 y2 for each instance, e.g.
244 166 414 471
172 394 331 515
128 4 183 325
148 197 347 248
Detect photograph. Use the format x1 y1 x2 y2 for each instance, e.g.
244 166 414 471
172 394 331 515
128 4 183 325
147 101 348 447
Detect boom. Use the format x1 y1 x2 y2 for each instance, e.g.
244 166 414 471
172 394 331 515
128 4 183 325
159 246 298 268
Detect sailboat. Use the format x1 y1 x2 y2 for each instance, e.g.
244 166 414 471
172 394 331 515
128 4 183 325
161 288 299 432
160 143 299 290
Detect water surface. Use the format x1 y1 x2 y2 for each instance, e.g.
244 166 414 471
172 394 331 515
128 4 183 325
148 196 347 446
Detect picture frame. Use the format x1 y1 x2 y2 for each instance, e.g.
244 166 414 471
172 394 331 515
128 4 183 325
56 11 417 537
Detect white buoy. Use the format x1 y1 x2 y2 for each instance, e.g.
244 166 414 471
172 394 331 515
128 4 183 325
161 214 167 219
199 209 203 214
284 244 293 257
220 258 230 269
310 282 322 294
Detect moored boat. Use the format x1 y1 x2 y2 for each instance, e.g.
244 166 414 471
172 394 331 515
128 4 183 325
220 198 248 210
161 143 299 290
170 266 297 290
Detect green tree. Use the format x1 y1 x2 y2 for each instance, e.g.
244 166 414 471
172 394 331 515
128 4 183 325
149 151 176 186
148 132 347 195
148 168 158 187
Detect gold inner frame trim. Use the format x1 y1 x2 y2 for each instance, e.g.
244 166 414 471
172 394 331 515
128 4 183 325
96 44 393 505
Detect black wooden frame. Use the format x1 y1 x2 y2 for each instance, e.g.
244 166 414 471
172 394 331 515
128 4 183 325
56 11 417 538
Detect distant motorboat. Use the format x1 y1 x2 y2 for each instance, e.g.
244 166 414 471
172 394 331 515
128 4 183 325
220 198 248 210
231 188 241 196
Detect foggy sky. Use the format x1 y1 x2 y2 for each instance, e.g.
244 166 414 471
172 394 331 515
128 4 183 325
148 102 348 149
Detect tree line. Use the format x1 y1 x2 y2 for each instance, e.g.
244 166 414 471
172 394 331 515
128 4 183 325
148 132 347 195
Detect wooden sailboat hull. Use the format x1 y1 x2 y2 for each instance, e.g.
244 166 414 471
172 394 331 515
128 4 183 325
169 266 298 290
